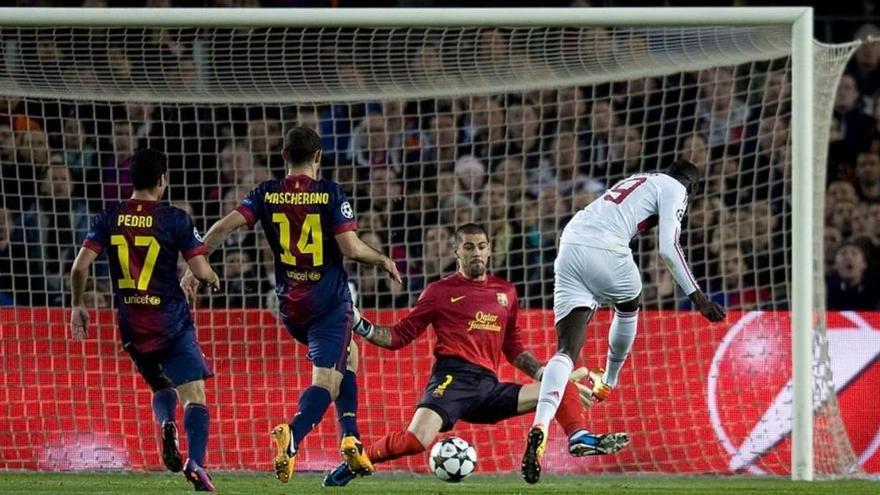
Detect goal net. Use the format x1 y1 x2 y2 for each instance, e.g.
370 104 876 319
0 11 868 477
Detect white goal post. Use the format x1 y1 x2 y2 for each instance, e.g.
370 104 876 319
0 6 852 481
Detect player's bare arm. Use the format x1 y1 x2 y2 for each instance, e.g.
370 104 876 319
350 278 436 350
511 352 544 380
180 210 248 304
688 290 726 322
352 309 393 348
185 254 221 293
201 210 249 253
335 230 402 284
69 247 99 341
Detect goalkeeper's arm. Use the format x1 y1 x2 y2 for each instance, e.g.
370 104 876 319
510 353 595 408
510 351 545 380
352 284 436 349
351 307 393 348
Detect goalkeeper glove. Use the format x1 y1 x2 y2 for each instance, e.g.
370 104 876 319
569 367 598 408
352 307 375 339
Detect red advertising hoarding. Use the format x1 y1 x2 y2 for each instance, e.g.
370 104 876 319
1 308 878 474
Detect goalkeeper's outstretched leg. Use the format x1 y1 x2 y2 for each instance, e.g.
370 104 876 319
324 410 432 488
325 319 601 488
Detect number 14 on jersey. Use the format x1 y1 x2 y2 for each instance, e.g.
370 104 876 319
272 213 324 266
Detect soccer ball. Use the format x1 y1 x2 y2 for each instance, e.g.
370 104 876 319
428 437 477 482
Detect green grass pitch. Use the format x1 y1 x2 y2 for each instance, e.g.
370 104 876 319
0 472 877 495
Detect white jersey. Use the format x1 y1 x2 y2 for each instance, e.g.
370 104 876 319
560 172 699 295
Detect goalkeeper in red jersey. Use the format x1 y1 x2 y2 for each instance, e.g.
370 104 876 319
322 223 628 487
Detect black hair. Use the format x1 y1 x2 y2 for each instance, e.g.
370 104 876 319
453 223 489 245
284 126 322 166
667 159 700 188
130 149 167 190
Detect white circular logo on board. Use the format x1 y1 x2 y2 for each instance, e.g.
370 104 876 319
708 311 880 474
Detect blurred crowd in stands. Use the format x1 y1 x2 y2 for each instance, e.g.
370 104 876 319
1 12 879 313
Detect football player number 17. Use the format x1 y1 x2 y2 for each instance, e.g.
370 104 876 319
273 213 324 266
111 235 160 290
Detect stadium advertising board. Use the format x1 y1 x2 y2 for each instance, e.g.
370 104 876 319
1 309 877 474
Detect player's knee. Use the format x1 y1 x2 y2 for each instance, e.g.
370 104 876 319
130 352 175 392
176 380 206 407
312 366 343 399
346 340 359 373
516 383 539 413
407 408 443 448
555 309 591 358
555 333 584 360
615 295 641 314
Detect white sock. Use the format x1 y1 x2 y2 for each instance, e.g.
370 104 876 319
533 353 574 428
602 309 638 388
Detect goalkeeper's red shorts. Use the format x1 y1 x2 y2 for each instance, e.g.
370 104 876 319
417 357 521 432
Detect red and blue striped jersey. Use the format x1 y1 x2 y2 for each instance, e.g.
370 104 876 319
235 175 356 326
82 199 207 352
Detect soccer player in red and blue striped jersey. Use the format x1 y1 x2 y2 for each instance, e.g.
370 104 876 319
69 149 221 492
181 126 401 483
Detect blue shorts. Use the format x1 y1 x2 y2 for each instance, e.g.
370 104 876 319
282 300 353 372
126 327 213 392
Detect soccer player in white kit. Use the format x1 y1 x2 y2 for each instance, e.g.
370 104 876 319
521 160 726 484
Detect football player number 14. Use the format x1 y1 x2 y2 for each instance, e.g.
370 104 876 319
273 213 324 266
603 177 647 204
111 235 160 290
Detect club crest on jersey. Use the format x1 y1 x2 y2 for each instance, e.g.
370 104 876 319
496 293 509 307
193 227 204 243
341 201 354 219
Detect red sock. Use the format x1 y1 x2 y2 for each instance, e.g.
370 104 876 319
555 381 587 437
366 430 425 464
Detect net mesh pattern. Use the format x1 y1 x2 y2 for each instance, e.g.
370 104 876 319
0 22 863 476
